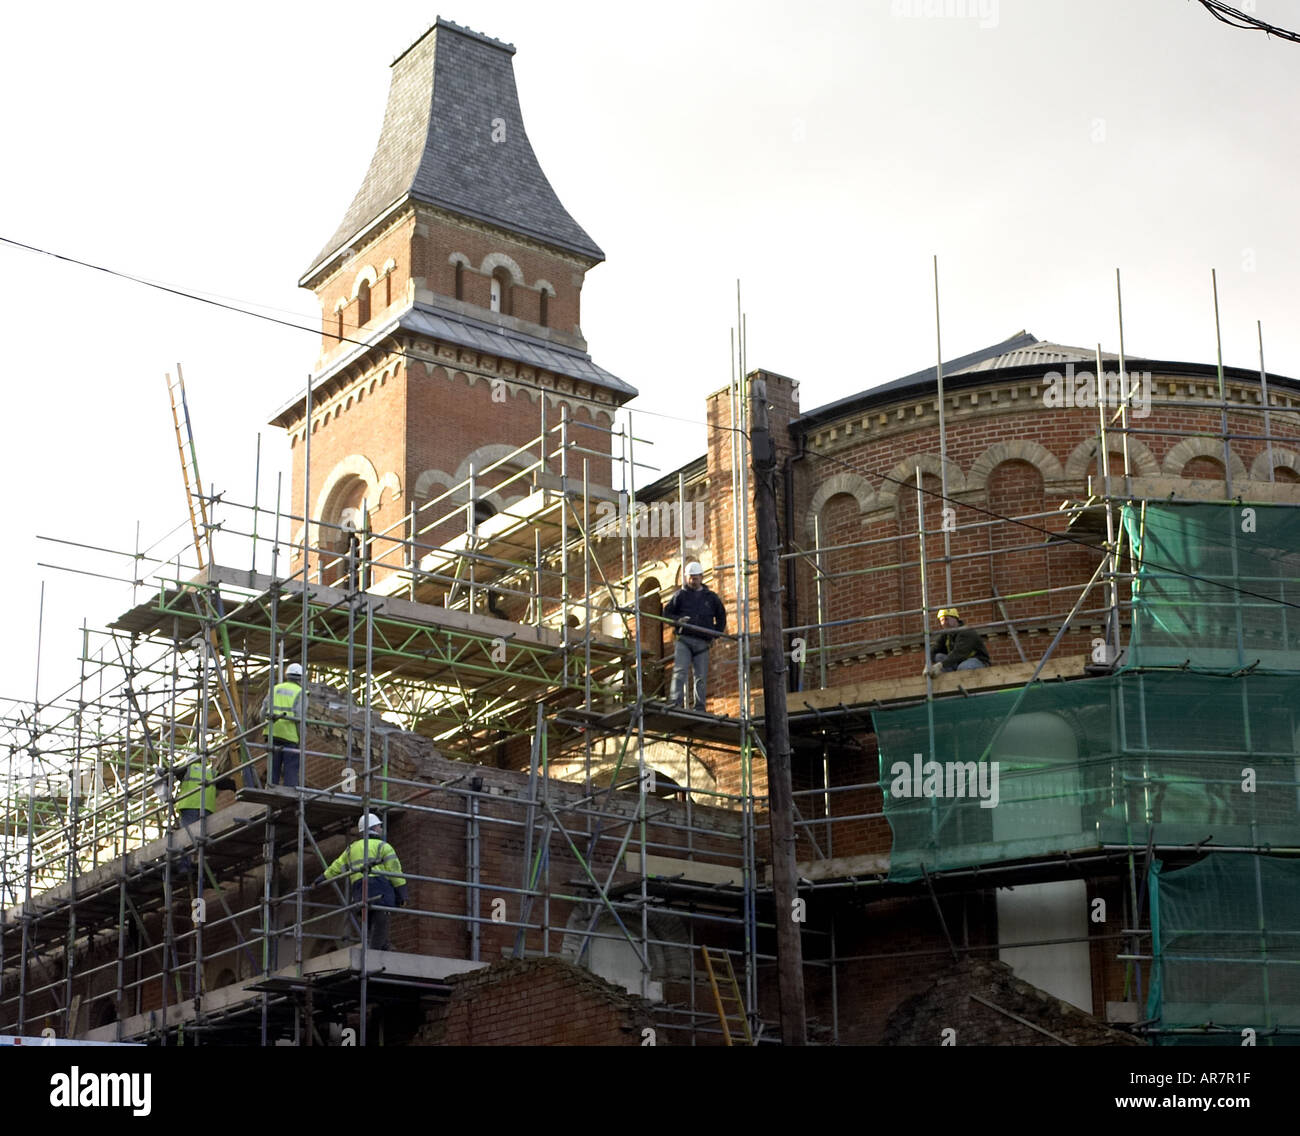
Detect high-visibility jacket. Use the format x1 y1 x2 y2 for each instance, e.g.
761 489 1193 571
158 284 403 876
175 759 216 814
263 680 304 743
323 837 406 889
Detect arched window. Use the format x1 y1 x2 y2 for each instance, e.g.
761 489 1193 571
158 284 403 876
320 476 371 589
357 279 371 325
539 289 549 328
384 271 392 307
490 267 512 315
1183 456 1225 481
455 261 465 301
335 304 345 342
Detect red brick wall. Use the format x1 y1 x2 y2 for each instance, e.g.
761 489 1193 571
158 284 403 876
791 380 1300 692
414 957 659 1045
315 214 418 364
288 361 408 583
415 215 583 336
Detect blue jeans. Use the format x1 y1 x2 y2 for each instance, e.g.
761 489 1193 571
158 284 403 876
936 653 988 671
271 741 301 787
672 637 711 709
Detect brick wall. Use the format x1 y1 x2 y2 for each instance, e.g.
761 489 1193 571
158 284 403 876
790 376 1300 691
413 956 660 1045
880 957 1145 1045
413 214 585 337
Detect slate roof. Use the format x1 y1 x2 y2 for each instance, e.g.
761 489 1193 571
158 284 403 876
400 303 636 397
793 329 1300 432
304 18 603 282
269 301 636 426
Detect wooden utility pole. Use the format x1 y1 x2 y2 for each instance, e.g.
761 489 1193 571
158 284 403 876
749 376 808 1045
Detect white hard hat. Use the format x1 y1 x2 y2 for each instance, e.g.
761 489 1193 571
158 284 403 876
358 813 382 833
685 561 704 577
285 663 304 679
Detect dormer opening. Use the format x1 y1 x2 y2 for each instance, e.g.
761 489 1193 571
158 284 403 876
490 267 513 316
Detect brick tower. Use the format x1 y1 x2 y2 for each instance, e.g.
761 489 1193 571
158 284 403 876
272 19 634 582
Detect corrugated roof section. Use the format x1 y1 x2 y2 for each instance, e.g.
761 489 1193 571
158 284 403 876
952 342 1119 373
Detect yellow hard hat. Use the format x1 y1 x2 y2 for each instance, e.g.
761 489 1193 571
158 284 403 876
937 608 960 620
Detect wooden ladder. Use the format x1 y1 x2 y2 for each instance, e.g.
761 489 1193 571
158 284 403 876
701 946 753 1045
164 366 248 776
165 365 210 572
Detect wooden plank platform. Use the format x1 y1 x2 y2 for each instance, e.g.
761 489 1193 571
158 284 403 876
0 802 271 950
80 948 484 1042
235 785 420 823
772 654 1094 717
108 563 629 694
627 851 744 887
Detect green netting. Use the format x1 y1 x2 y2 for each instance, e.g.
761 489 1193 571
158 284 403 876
873 672 1300 882
1123 502 1300 671
1148 855 1300 1045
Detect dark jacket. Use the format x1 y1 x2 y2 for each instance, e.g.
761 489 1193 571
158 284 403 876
664 585 726 644
931 622 990 669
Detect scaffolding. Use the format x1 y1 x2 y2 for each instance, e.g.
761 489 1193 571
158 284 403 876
4 298 1300 1046
769 297 1300 1043
0 383 777 1046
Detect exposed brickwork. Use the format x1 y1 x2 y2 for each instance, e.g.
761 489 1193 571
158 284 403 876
881 958 1146 1045
412 957 660 1046
413 213 584 339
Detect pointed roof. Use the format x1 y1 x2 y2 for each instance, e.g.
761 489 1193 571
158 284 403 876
303 18 603 283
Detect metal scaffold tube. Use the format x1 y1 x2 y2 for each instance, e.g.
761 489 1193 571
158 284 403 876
8 281 1300 1051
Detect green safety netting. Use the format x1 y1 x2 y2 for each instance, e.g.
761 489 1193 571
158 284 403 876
1148 854 1300 1045
1123 502 1300 671
872 672 1300 883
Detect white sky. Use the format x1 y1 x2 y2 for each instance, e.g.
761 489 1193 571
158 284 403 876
2 0 1298 711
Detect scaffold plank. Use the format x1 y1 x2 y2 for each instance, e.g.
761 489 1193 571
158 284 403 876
80 948 484 1043
775 654 1093 716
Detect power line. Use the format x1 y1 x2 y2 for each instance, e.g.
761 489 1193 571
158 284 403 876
6 234 1297 617
0 233 730 438
1193 0 1300 43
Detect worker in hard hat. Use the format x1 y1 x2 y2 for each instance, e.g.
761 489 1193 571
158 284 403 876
663 561 727 711
154 754 236 876
926 608 990 676
313 814 408 951
168 755 237 829
260 662 306 787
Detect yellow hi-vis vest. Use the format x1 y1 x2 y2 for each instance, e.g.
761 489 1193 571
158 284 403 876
175 759 216 814
268 681 303 743
323 837 406 887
